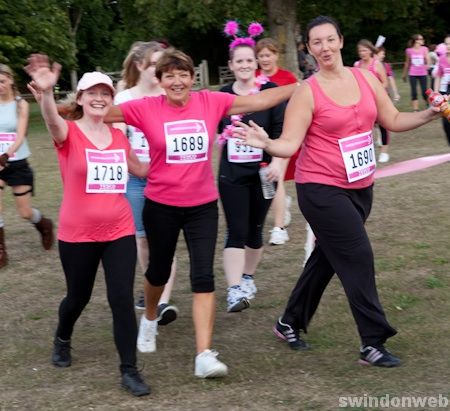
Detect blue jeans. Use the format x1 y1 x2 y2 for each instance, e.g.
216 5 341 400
125 175 147 238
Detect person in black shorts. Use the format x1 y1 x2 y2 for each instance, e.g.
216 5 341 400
0 63 54 268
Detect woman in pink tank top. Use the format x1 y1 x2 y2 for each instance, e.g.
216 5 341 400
402 33 431 111
235 16 443 368
354 39 390 162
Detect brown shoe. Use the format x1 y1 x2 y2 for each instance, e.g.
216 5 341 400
0 226 8 268
35 217 54 250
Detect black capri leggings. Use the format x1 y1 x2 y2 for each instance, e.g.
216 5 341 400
409 75 427 102
219 179 272 249
143 199 218 293
281 183 397 346
56 236 138 369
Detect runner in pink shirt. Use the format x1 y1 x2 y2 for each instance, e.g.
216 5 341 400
433 34 450 145
107 49 297 379
402 33 431 111
234 16 443 368
25 55 150 397
354 39 391 163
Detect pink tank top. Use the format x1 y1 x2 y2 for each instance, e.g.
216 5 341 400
354 58 381 82
295 68 377 189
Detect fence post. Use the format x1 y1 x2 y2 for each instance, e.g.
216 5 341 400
201 60 209 88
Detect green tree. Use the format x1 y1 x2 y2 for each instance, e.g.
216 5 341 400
0 0 74 86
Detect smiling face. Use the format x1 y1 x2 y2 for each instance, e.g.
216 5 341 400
307 23 344 69
229 46 257 81
159 69 194 106
256 47 279 75
414 35 425 47
357 45 373 61
0 73 13 99
76 84 113 117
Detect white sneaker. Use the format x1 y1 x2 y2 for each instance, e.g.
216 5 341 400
283 195 292 227
378 152 390 163
195 349 228 378
240 276 257 300
137 315 158 353
227 285 250 313
269 227 289 245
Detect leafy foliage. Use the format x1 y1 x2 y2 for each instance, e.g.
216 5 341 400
1 0 449 88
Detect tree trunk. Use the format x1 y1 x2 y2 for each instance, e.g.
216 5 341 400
265 0 299 77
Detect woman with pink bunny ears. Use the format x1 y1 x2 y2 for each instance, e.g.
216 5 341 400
218 21 287 313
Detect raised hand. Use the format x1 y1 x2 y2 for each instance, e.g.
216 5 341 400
27 81 43 104
232 120 270 149
24 54 62 93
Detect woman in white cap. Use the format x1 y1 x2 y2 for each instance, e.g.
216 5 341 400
25 54 151 397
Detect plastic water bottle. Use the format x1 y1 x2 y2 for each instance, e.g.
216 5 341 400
426 89 450 122
259 162 276 199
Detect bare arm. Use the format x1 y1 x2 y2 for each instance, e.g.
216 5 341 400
7 99 29 157
375 60 388 89
227 83 298 116
104 106 125 123
388 75 400 101
402 52 409 81
234 83 313 158
127 149 148 178
362 71 440 131
24 54 68 144
434 75 442 93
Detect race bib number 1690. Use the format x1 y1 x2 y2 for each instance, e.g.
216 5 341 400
338 130 376 183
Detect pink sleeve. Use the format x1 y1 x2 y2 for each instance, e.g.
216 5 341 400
120 97 153 130
209 90 236 117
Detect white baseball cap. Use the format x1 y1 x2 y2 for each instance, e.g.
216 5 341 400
76 72 115 94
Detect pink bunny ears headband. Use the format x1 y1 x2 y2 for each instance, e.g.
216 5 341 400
224 20 264 49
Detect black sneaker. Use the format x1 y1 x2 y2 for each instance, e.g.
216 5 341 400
135 292 145 310
121 367 151 397
359 345 401 367
273 318 309 351
157 303 178 326
52 337 72 367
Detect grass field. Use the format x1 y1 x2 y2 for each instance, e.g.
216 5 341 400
1 79 450 411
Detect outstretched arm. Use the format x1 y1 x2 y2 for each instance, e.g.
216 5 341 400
362 71 442 131
24 54 67 144
227 82 298 116
233 83 313 158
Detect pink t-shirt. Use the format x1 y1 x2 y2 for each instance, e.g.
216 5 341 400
436 54 450 92
120 90 235 207
56 121 135 242
295 68 377 189
256 68 297 86
406 46 429 76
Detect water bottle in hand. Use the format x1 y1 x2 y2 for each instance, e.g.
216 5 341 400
259 162 276 199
